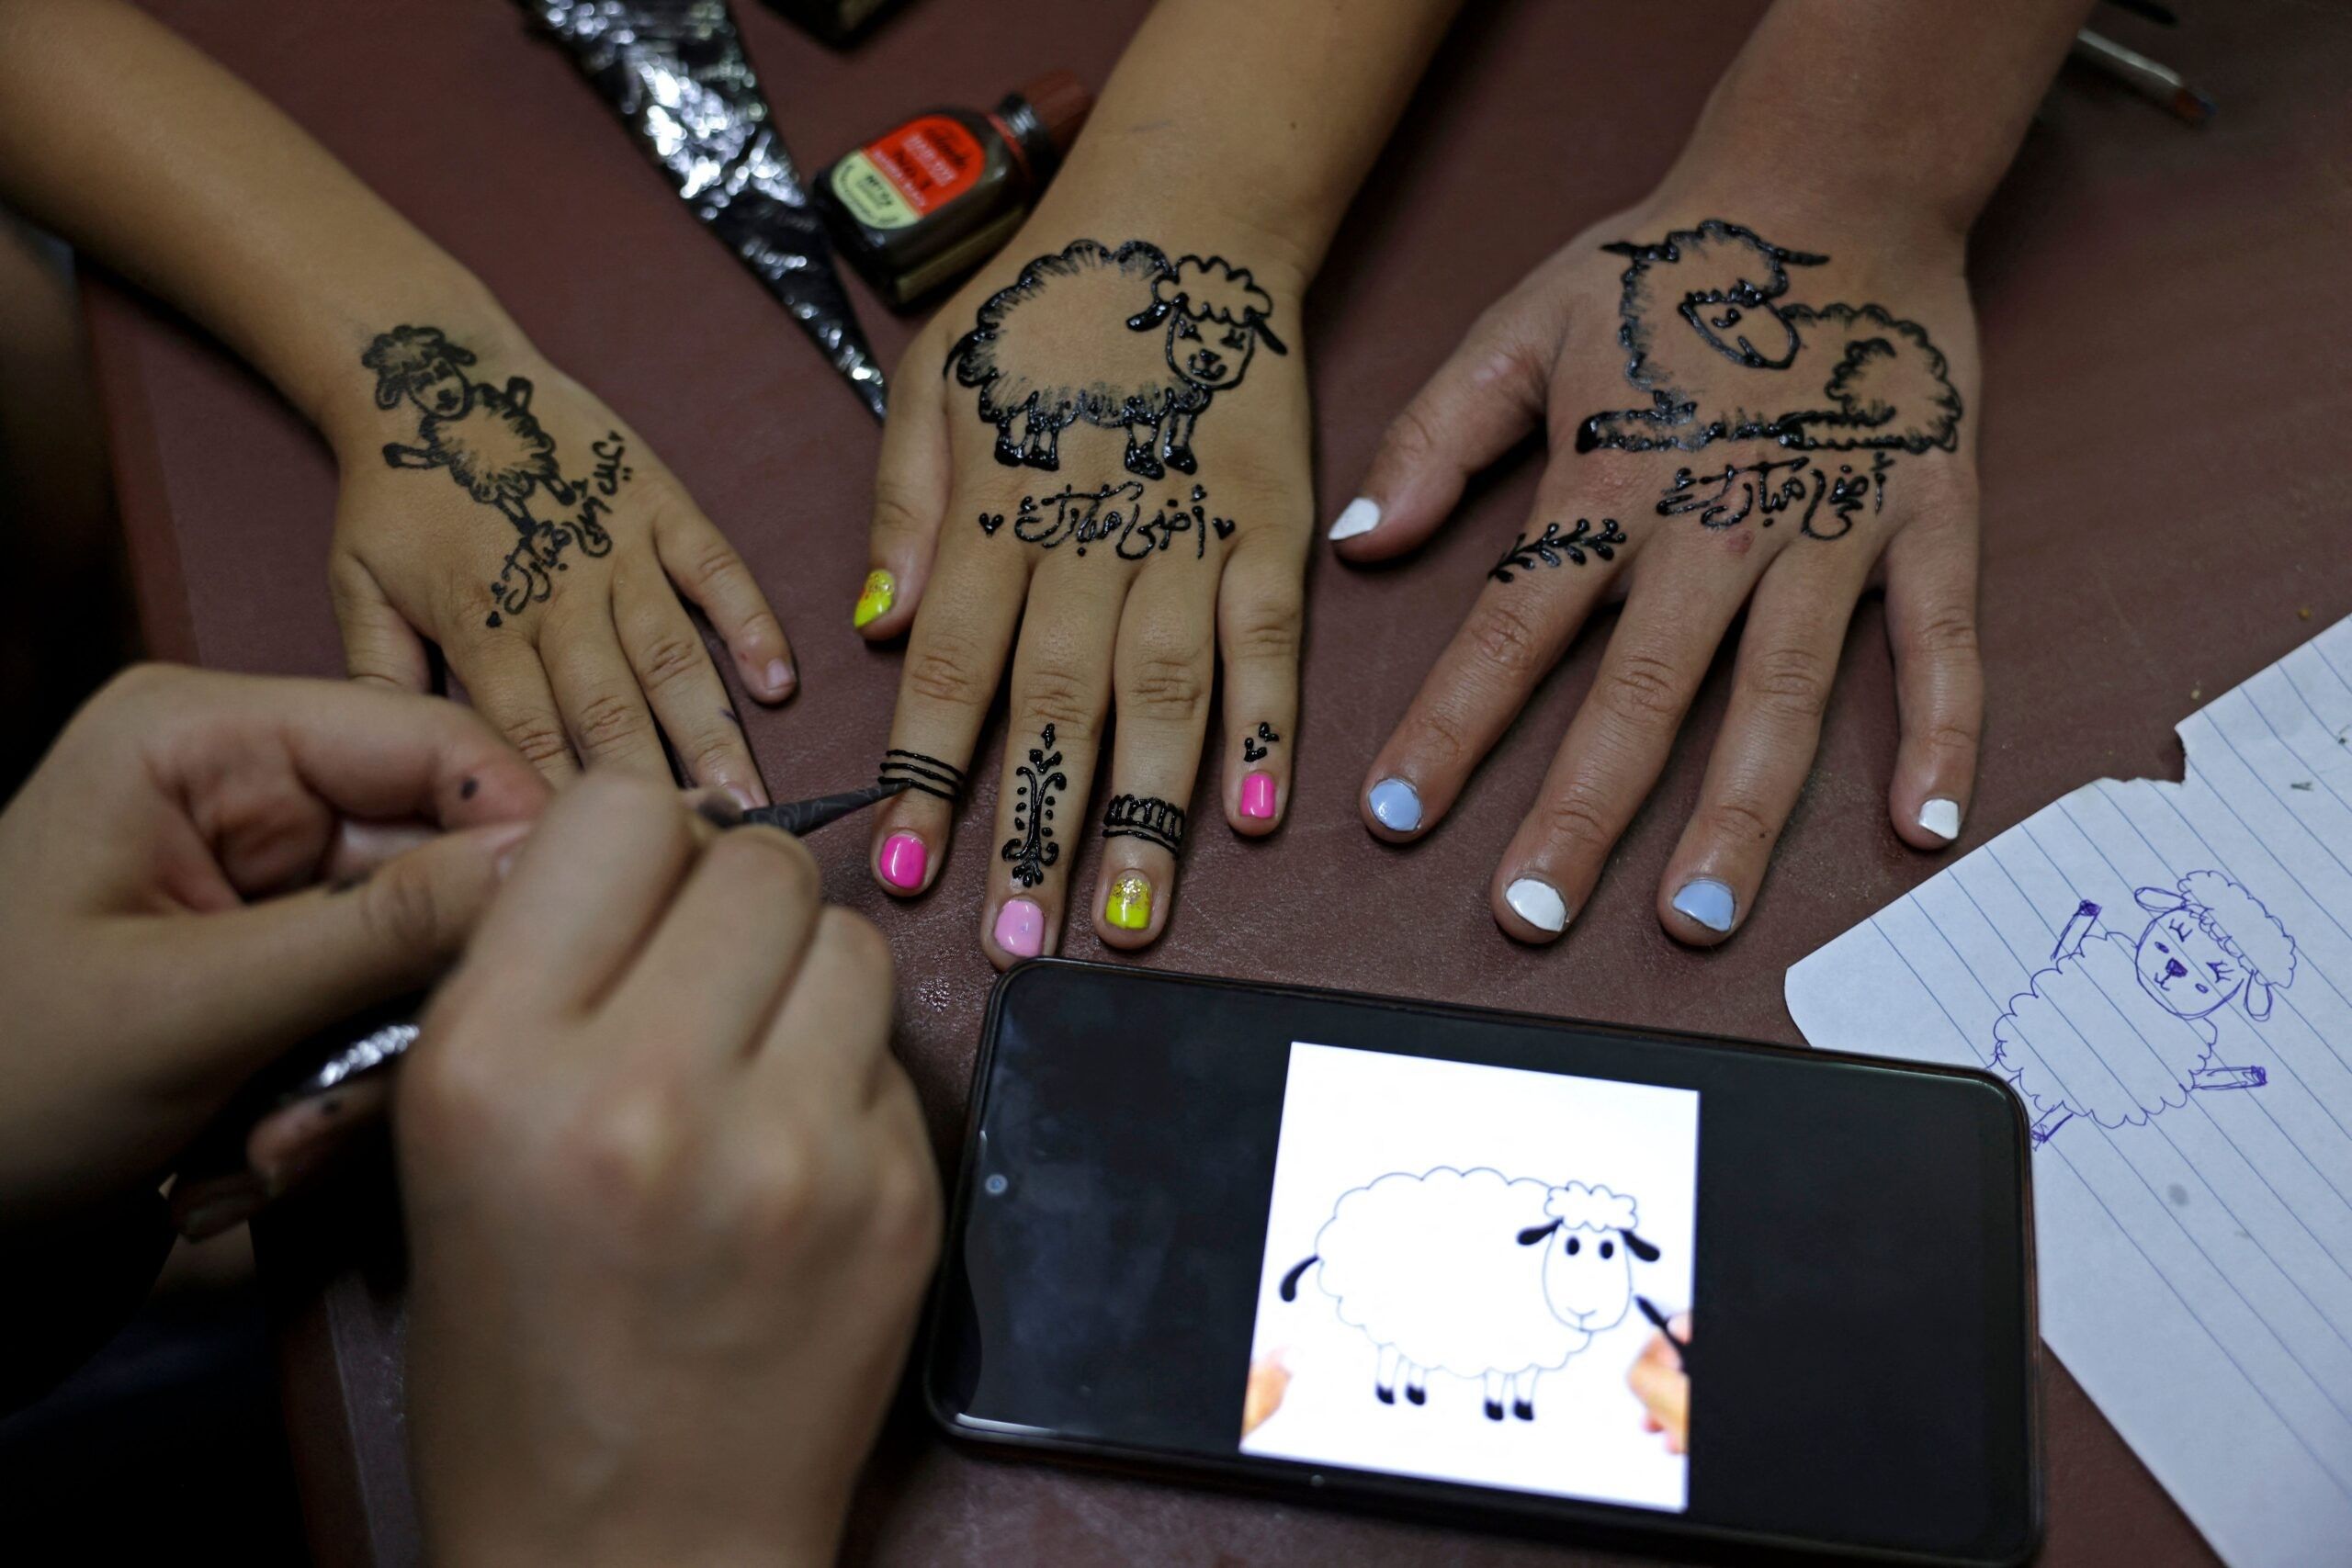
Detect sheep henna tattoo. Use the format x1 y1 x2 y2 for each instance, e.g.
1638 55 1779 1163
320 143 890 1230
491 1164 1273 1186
946 239 1285 480
1576 220 1962 460
1001 723 1067 889
1278 1172 1665 1423
1241 722 1281 764
978 480 1237 560
362 325 631 627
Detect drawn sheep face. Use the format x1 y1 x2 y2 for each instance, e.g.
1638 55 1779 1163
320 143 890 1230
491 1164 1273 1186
407 359 472 419
1515 1213 1658 1333
1678 287 1802 371
1163 309 1259 389
2134 911 2244 1020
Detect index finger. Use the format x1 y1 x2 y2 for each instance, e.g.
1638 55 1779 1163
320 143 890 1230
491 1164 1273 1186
147 669 550 829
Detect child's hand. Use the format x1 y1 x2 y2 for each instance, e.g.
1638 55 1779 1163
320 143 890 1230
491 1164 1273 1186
1627 1312 1691 1454
854 235 1311 966
1333 199 1984 945
328 321 794 807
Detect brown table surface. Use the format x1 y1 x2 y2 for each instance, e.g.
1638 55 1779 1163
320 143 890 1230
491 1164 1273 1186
86 0 2350 1562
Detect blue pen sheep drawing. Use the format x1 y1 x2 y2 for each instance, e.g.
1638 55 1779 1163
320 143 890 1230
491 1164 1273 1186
1278 1170 1659 1423
944 238 1286 479
1575 219 1962 457
1992 874 2299 1145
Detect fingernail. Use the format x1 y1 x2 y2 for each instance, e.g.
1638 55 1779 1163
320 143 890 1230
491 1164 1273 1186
854 569 896 629
1104 870 1153 931
1671 877 1736 933
1368 777 1421 833
1505 877 1568 935
763 658 797 698
480 819 533 879
1240 771 1278 820
729 781 770 811
1918 797 1962 841
878 830 928 890
993 897 1045 958
178 1188 265 1240
1329 498 1381 541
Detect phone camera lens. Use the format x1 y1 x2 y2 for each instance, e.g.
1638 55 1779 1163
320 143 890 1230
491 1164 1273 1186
983 1173 1010 1197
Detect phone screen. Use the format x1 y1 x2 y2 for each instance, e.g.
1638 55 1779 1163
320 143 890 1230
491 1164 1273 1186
929 963 2037 1564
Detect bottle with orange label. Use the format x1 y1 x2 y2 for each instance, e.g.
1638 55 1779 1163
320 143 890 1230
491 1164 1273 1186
818 72 1092 308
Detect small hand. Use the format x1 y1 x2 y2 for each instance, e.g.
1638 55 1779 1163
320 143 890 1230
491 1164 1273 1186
854 238 1311 966
397 776 939 1566
1334 205 1983 943
331 323 795 807
1627 1312 1692 1455
0 665 546 1224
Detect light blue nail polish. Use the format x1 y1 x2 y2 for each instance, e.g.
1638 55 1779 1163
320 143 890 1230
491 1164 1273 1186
1368 777 1422 833
1672 877 1736 932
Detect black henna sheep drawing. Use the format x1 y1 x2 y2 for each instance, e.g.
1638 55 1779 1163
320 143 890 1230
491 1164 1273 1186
1577 220 1962 457
944 239 1286 479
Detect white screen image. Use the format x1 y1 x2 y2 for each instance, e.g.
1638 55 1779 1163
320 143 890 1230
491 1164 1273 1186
1238 1042 1700 1513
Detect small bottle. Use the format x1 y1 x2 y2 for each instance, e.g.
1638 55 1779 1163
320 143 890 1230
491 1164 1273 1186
820 72 1092 309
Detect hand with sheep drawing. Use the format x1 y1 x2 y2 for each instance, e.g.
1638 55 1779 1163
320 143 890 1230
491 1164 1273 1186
851 0 1463 965
0 1 796 813
1329 0 2091 944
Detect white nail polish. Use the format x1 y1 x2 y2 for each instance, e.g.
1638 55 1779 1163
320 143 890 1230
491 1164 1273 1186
1918 797 1962 841
1329 497 1381 541
1505 877 1567 934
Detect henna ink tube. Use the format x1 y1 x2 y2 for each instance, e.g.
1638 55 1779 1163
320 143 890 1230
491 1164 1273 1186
819 72 1092 308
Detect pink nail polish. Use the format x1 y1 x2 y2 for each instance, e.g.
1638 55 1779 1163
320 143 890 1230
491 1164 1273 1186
993 897 1045 957
1239 771 1278 820
878 831 928 890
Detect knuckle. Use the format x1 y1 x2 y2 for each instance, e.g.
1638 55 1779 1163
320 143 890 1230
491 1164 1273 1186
1536 786 1617 857
1594 649 1687 728
571 688 649 753
1745 646 1833 726
1701 793 1781 848
867 1136 944 1258
1920 716 1983 758
1018 665 1098 739
1411 696 1477 769
1907 604 1982 662
501 715 573 770
1121 649 1208 722
360 858 453 959
1382 403 1444 470
817 908 895 989
868 482 932 542
904 632 993 710
741 1140 824 1239
556 1086 695 1215
1225 585 1303 665
397 1033 512 1156
633 629 709 695
1463 598 1551 682
712 828 823 908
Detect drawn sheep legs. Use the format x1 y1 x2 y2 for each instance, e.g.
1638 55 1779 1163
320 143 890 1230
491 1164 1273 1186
1482 1371 1509 1421
1158 408 1201 475
993 409 1064 471
2193 1066 2267 1092
1510 1371 1538 1421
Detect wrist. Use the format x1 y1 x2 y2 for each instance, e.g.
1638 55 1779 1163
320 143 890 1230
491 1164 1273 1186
1027 163 1323 302
1639 160 1970 276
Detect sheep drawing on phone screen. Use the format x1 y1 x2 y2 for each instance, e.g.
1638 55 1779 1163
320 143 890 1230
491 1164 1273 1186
1992 873 2298 1145
1278 1171 1659 1423
945 239 1285 479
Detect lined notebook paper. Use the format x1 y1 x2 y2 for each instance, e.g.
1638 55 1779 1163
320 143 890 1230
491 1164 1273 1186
1786 615 2352 1568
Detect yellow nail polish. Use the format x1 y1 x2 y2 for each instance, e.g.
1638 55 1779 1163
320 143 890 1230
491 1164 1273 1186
853 569 896 628
1104 870 1153 931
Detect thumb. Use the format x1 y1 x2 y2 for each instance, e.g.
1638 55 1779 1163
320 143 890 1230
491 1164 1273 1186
1329 288 1564 563
153 818 533 1077
856 335 952 640
330 553 432 692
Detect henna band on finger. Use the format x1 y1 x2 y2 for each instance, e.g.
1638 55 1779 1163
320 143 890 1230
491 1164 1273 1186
880 750 966 803
1102 794 1187 856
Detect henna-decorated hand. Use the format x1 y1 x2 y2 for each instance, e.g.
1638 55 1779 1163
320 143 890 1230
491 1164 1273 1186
1333 207 1983 944
330 323 794 806
855 238 1311 965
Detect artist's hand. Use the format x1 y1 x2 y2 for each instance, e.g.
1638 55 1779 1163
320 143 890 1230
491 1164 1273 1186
0 665 546 1225
329 322 794 807
398 776 939 1567
1627 1311 1691 1454
1334 198 1984 943
854 232 1311 965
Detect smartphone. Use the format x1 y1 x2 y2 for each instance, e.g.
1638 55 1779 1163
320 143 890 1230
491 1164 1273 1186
925 961 2041 1565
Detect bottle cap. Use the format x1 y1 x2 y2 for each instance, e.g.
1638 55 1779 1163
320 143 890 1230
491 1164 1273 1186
1016 70 1092 157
